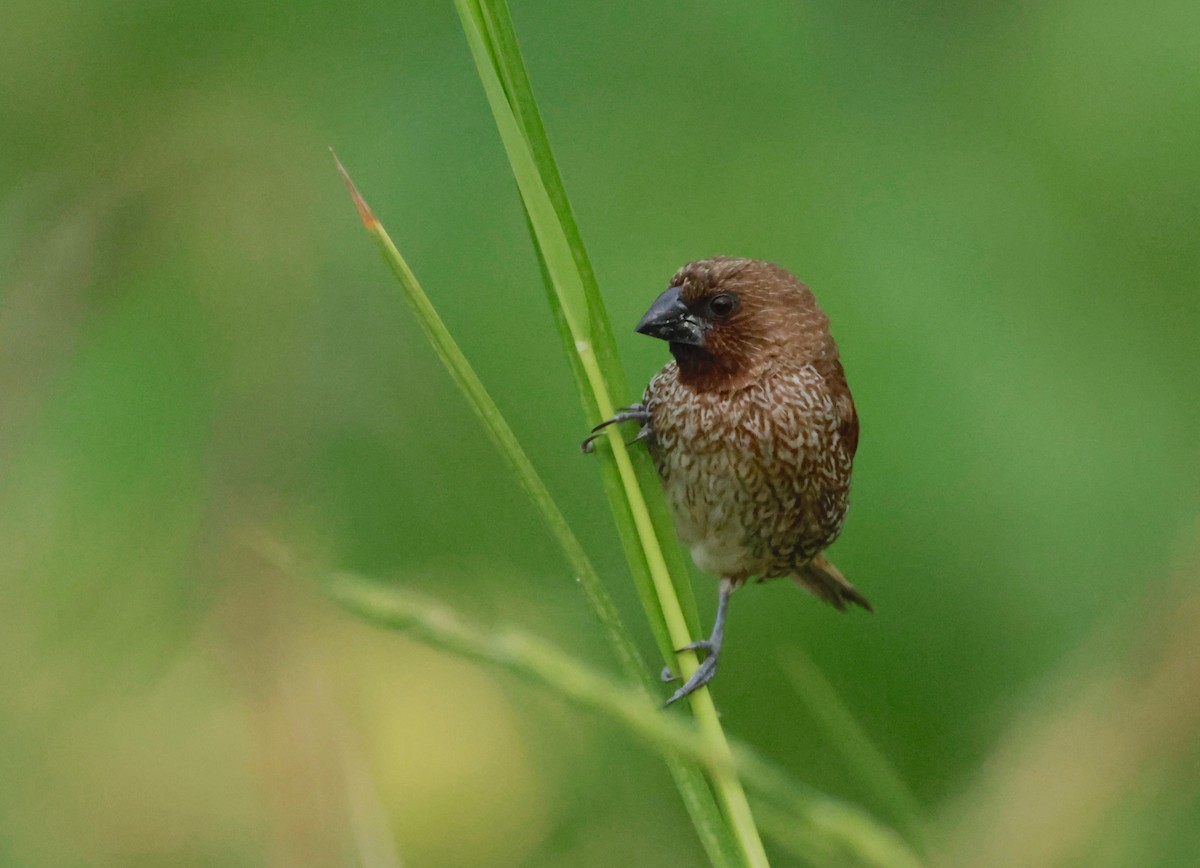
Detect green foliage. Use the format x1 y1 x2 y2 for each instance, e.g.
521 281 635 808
327 574 922 867
452 1 773 862
332 151 743 864
2 0 1198 865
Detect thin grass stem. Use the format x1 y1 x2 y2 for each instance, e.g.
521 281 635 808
333 156 740 865
332 154 641 686
326 574 925 868
781 652 928 853
452 3 770 863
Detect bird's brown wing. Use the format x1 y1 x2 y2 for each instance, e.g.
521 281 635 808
840 397 859 458
829 359 859 458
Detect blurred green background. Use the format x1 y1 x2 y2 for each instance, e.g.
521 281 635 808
2 0 1199 865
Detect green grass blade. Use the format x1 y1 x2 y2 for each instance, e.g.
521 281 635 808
781 653 928 853
333 156 736 866
472 0 702 638
453 6 715 746
754 803 923 868
326 575 926 868
456 0 696 657
332 154 641 684
521 215 674 652
453 3 769 864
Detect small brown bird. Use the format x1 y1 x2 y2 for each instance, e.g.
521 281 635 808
583 257 870 705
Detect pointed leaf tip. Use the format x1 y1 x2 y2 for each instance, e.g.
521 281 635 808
330 149 379 231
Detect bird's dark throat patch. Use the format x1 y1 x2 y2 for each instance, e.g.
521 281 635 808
669 341 714 368
671 342 749 391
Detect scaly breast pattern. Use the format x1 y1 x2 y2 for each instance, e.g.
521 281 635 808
644 362 853 581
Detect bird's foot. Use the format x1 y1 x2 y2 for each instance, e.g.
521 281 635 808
580 404 652 453
676 639 718 657
663 652 721 707
660 639 717 683
660 580 734 707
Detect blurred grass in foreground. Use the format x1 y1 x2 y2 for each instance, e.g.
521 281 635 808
1 0 1198 865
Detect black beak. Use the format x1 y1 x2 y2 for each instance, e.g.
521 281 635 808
635 286 706 346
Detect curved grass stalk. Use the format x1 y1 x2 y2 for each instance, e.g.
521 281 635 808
453 3 768 864
781 652 927 853
337 3 920 863
325 574 926 868
333 158 739 865
458 0 700 646
332 155 638 682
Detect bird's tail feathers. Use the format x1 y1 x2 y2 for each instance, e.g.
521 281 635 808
792 554 873 613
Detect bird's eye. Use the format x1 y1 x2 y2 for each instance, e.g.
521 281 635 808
707 293 738 319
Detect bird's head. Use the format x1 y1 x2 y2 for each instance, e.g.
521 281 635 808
636 257 837 390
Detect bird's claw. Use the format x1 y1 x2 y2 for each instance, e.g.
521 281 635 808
661 641 715 683
675 639 717 658
662 639 720 704
663 654 720 707
580 405 652 453
661 579 733 707
579 430 607 454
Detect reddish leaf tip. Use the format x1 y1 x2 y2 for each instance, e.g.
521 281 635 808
330 148 380 231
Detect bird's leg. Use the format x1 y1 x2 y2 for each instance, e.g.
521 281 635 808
663 579 734 707
580 404 653 453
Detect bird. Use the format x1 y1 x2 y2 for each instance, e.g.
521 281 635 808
582 257 870 706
